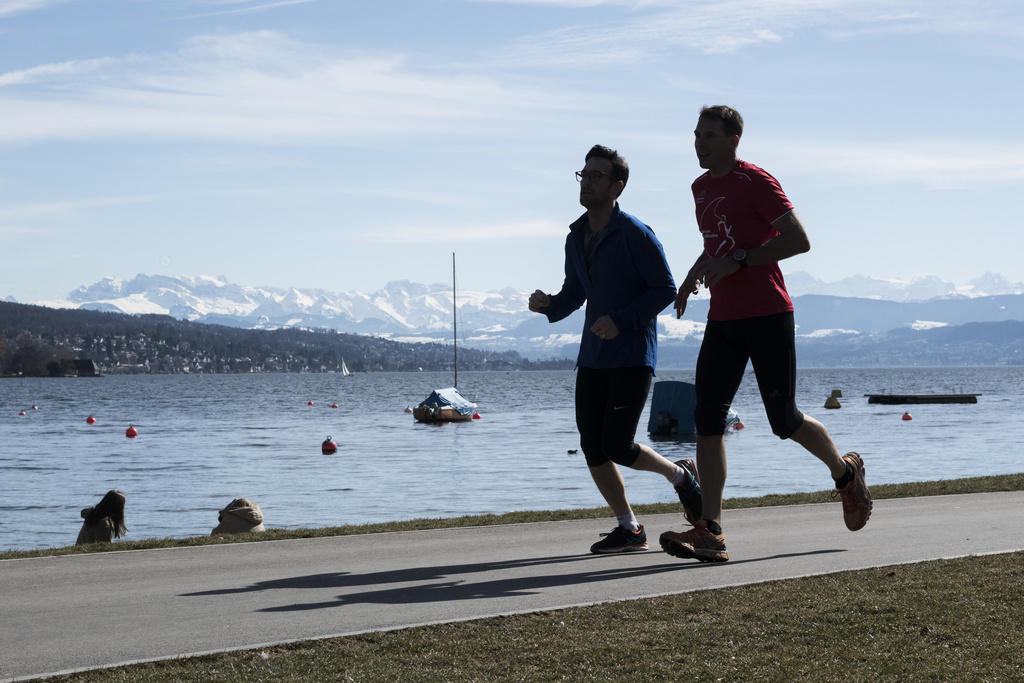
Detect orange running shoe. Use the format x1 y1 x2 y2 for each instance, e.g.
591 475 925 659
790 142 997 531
832 451 872 531
659 520 729 563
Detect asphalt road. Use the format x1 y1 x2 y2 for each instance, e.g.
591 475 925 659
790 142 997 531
3 491 1023 681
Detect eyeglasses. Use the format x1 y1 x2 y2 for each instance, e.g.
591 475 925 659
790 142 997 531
575 170 615 183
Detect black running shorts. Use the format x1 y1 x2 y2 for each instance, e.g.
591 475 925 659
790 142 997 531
694 312 804 439
574 365 653 468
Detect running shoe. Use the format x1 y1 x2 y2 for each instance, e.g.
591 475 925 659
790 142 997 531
832 451 872 531
590 524 649 554
659 520 729 563
673 458 703 524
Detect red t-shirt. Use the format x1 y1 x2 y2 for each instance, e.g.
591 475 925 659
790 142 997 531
692 159 795 321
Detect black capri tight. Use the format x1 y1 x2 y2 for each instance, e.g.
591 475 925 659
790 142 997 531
694 312 804 439
575 365 653 468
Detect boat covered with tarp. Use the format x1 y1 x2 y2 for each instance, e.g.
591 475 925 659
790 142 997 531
413 387 476 423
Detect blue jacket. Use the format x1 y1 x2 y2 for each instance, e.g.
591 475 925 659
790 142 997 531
543 205 676 371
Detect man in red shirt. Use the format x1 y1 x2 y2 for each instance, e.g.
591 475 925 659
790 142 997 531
663 105 873 563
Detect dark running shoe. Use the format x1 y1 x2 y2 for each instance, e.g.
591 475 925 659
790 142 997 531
832 451 872 531
659 520 729 563
673 458 703 525
590 524 649 554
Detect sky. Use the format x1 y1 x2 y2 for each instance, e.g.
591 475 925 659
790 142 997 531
2 0 1023 305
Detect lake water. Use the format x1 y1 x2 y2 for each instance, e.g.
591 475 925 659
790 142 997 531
2 367 1022 552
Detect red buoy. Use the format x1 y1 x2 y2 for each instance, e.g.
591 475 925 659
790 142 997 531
18 411 26 416
321 436 338 454
733 421 745 430
331 403 339 409
902 412 913 421
472 412 481 420
31 405 39 410
86 416 97 424
307 401 314 406
125 424 138 438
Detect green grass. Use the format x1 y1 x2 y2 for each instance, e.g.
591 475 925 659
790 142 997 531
15 473 1024 681
57 553 1024 682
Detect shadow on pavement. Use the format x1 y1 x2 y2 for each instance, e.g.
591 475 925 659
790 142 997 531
180 547 847 612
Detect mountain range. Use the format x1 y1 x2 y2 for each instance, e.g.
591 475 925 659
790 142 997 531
12 271 1024 366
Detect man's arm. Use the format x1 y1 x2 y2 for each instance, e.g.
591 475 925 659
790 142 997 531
604 227 677 336
747 210 811 266
690 210 811 290
674 252 710 319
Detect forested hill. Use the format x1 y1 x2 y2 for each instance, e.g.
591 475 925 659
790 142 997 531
0 301 572 376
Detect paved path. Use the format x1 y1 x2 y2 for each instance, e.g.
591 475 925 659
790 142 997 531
3 492 1023 681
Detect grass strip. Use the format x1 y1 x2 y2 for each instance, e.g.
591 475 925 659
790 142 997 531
5 472 1022 560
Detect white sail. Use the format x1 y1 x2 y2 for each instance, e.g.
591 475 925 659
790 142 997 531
341 359 352 377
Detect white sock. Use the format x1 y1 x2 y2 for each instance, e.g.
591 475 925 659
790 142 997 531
616 512 640 532
670 466 688 487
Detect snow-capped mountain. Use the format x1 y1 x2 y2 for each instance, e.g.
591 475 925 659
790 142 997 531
782 271 1024 300
34 271 1024 360
61 274 537 342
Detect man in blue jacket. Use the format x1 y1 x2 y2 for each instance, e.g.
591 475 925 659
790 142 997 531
529 145 700 554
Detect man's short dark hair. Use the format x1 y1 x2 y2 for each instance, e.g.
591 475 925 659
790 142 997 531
585 145 629 188
699 105 744 138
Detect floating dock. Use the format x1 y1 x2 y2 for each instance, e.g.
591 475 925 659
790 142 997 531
864 394 979 405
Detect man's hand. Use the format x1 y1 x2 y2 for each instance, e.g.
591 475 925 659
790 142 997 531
590 315 619 340
528 289 550 313
674 272 702 319
692 257 741 290
674 286 691 319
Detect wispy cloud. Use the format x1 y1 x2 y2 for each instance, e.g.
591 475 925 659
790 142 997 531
0 223 56 241
765 140 1024 190
467 0 629 6
354 218 567 244
0 193 186 221
173 0 319 18
0 0 66 18
0 57 121 87
0 30 586 145
488 0 1012 65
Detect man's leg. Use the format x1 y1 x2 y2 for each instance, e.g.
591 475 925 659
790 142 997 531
576 367 648 553
598 369 703 524
788 415 846 478
660 434 729 563
587 460 649 554
748 312 842 475
695 434 727 525
588 460 630 517
659 321 742 563
592 366 660 499
627 445 702 522
629 444 682 479
790 416 872 530
749 313 872 531
690 319 747 527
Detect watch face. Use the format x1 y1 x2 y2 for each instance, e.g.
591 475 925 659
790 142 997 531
734 249 746 261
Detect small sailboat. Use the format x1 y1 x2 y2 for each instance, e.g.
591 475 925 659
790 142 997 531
341 359 352 377
413 387 476 423
413 253 477 423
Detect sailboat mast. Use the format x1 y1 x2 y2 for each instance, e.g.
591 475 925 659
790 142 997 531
452 252 458 389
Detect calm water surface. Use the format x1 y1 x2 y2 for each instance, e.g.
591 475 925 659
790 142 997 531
2 367 1022 551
